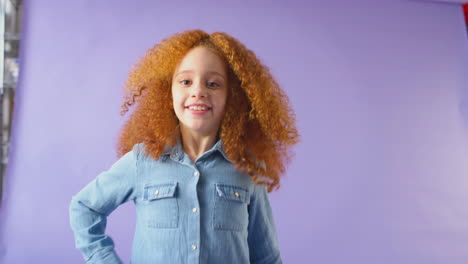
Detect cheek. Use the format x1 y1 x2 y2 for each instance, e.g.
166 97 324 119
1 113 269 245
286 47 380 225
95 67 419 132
171 89 184 108
218 92 228 112
171 94 183 117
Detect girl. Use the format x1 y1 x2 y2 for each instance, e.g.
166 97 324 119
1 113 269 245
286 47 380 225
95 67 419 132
69 29 299 264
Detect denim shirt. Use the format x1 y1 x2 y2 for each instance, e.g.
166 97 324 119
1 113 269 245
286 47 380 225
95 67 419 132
69 139 282 264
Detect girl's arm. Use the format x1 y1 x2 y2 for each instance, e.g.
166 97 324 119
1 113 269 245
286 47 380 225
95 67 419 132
247 183 283 264
69 147 138 264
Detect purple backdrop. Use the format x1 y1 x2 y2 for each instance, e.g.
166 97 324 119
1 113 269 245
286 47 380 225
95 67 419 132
2 0 468 263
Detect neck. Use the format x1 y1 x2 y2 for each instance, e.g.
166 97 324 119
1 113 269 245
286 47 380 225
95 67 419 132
179 124 218 163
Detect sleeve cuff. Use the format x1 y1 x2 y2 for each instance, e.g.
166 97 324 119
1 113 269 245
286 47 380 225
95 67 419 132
86 248 123 264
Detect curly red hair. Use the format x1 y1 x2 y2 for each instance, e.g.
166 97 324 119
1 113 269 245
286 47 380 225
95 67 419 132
117 30 299 192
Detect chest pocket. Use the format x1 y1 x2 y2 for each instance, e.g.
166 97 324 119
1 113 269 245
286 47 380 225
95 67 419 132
143 182 179 228
213 183 249 231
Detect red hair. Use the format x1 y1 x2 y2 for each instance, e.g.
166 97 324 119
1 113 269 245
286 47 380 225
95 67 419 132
118 30 299 192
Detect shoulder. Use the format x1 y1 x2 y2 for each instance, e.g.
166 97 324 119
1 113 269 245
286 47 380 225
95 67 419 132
131 142 154 162
130 142 171 162
132 142 145 155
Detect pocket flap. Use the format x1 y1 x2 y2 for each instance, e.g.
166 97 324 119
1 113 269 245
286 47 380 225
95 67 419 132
144 182 178 201
215 184 248 203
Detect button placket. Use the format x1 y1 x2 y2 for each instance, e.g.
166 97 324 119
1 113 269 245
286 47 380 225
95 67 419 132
184 166 200 262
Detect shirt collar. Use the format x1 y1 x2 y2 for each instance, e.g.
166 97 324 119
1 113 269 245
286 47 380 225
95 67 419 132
161 136 231 163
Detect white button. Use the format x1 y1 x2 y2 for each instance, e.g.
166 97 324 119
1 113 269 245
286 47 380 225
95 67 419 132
194 171 199 177
172 153 178 157
191 244 197 250
192 207 198 213
154 190 159 195
234 192 239 197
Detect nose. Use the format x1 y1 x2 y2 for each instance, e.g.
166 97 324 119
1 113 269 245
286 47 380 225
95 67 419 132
190 81 207 98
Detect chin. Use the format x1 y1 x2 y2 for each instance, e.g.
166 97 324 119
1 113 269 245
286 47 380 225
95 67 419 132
187 126 210 133
182 122 216 134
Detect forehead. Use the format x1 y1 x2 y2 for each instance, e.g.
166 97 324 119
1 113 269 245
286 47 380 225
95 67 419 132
174 46 227 75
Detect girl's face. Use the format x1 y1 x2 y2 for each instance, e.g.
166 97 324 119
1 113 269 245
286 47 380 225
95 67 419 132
171 46 228 136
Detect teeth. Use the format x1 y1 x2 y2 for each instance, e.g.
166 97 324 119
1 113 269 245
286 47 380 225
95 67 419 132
188 106 208 111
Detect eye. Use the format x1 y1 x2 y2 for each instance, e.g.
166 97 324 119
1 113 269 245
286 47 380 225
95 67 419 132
180 80 191 86
207 82 219 88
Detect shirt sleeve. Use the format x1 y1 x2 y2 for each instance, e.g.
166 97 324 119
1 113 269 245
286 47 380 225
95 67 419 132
247 183 283 264
69 147 138 264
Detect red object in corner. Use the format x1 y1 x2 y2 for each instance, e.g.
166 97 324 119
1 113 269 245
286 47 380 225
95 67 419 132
464 3 468 24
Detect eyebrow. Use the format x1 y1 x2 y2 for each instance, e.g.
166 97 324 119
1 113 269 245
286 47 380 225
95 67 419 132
174 70 226 80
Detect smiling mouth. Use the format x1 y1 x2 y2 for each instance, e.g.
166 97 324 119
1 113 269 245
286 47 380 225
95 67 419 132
186 105 211 111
